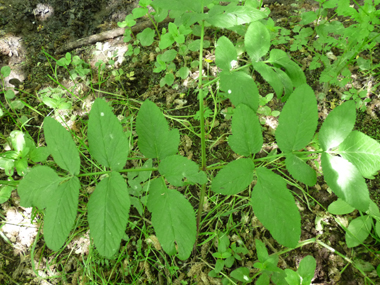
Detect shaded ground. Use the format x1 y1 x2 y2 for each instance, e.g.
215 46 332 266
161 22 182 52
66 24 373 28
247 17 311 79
0 0 380 284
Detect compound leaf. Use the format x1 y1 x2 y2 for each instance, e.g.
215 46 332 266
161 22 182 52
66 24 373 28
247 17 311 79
251 167 301 248
212 159 254 195
88 98 130 171
44 176 79 251
136 100 179 160
338 131 380 178
229 104 263 156
215 36 237 71
322 152 370 212
18 166 60 209
285 153 316 186
345 215 372 248
245 21 270 62
44 117 80 175
319 100 356 151
88 172 130 258
159 155 206 186
220 71 259 112
147 178 196 260
275 84 318 152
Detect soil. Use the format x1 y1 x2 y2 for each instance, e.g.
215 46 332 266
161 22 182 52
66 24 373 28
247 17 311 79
0 0 380 284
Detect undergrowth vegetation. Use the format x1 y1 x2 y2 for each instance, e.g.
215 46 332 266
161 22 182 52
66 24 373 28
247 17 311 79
1 0 380 284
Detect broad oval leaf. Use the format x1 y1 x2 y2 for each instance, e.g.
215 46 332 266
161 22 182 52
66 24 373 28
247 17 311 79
88 172 130 258
44 176 80 251
147 178 196 260
328 198 355 215
297 255 316 283
211 159 254 195
18 166 60 209
88 98 130 171
44 117 80 175
251 167 301 248
275 84 318 152
136 100 179 160
285 153 316 186
220 71 259 112
338 130 380 178
159 155 207 186
245 21 270 62
253 62 283 99
345 215 372 248
229 104 263 156
215 36 237 71
319 100 356 151
321 153 370 212
268 49 306 88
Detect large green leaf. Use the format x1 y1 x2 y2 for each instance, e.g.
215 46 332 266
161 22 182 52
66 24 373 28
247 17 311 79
321 153 370 212
147 178 196 260
159 155 207 186
268 49 306 88
18 166 60 209
251 167 301 248
88 98 130 171
285 153 316 186
228 104 263 156
152 0 205 13
88 172 130 258
319 100 356 151
219 71 259 111
136 100 179 160
253 62 283 98
328 198 355 215
245 21 270 62
44 117 80 175
345 215 372 248
338 131 380 178
215 36 237 71
211 159 254 195
275 84 318 152
44 176 79 251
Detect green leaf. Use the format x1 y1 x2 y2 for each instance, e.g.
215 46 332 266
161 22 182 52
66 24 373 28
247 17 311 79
345 215 372 248
275 84 318 152
88 98 130 171
152 0 202 13
328 198 355 215
160 73 175 87
215 36 237 71
159 155 207 186
44 117 80 175
147 178 196 260
161 49 177 62
245 21 270 62
322 153 370 212
29 147 50 163
1 65 11 77
215 259 224 273
44 176 79 251
220 71 259 111
275 67 294 101
367 200 380 219
14 157 28 176
132 7 148 18
211 159 254 195
255 239 269 262
9 130 25 153
256 273 270 285
5 89 15 99
338 131 380 178
136 100 179 160
285 153 316 186
88 172 130 258
268 49 306 88
136 28 155 46
228 104 263 156
253 62 283 98
251 168 301 248
285 269 301 285
319 100 356 151
18 166 60 209
0 186 13 204
230 267 252 283
177 66 190 79
297 255 316 284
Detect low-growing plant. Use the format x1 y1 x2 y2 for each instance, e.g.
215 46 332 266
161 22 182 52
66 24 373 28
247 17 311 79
2 0 380 283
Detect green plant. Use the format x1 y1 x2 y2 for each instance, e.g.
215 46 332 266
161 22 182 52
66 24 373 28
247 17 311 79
8 0 380 283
